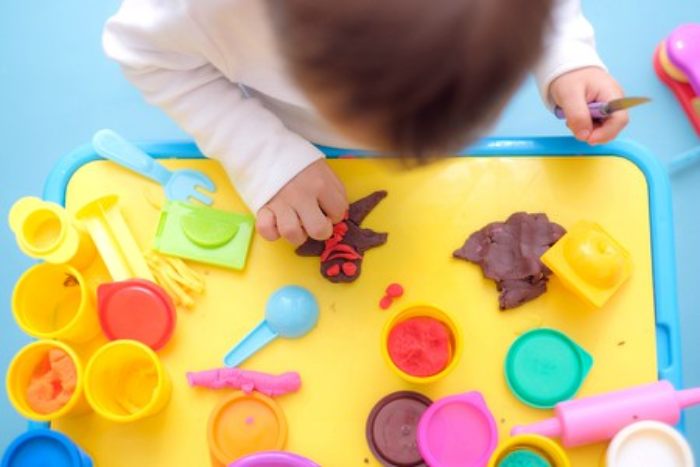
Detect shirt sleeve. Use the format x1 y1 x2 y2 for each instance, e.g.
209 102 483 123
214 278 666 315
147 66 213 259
533 0 608 107
102 0 324 213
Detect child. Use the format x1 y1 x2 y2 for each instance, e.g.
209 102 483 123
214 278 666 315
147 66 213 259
104 0 627 246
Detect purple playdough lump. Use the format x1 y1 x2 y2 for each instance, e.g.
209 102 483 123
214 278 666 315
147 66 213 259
453 212 566 310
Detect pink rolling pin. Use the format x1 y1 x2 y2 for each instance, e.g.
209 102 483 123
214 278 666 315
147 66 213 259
186 368 301 397
512 381 700 447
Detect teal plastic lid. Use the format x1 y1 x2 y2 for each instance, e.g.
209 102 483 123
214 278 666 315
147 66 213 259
499 449 552 467
505 328 593 408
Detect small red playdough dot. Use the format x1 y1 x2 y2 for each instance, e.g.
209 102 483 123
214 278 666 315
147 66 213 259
342 262 358 276
387 317 452 377
379 296 393 310
386 283 404 298
326 264 341 277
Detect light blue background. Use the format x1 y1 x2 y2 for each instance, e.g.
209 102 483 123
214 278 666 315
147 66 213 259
1 0 699 456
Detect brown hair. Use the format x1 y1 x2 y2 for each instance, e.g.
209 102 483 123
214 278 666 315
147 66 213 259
268 0 553 157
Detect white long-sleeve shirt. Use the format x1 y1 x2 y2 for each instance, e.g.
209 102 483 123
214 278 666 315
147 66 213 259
103 0 605 213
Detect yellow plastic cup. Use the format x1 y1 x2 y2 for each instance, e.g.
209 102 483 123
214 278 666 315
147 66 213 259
6 340 88 421
8 197 95 269
488 434 571 467
84 340 171 423
12 263 100 343
381 305 463 384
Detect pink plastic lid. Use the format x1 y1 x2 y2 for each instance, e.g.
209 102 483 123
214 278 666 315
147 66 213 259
417 392 498 467
98 279 176 351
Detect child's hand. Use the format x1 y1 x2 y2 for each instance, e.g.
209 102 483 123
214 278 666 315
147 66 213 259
549 67 629 145
256 159 348 245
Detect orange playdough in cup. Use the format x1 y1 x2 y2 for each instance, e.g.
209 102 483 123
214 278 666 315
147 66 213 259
387 317 452 377
26 349 77 414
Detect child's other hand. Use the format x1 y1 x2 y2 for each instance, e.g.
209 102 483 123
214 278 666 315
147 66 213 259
256 159 348 245
549 67 629 145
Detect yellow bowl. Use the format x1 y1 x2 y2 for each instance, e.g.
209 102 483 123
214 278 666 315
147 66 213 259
12 263 99 343
6 340 88 421
381 305 463 384
84 340 171 423
488 434 571 467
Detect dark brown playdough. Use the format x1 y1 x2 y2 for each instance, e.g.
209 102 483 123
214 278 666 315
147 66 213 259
366 391 431 467
296 191 388 283
454 212 566 310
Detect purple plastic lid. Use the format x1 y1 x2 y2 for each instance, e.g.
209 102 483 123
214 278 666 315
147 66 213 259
228 451 319 467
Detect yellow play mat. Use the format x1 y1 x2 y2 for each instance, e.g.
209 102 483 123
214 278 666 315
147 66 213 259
53 155 657 466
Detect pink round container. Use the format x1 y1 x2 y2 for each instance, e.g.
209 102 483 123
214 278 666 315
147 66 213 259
417 392 498 467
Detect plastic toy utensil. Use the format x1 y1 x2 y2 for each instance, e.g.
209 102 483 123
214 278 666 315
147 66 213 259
667 24 700 96
554 97 650 120
512 380 700 448
75 194 154 282
92 129 215 205
228 452 319 467
417 392 498 467
224 286 319 367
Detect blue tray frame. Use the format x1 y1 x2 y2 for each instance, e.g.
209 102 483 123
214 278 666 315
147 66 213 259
43 136 683 397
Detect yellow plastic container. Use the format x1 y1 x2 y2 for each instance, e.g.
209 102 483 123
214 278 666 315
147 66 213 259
488 434 571 467
74 194 153 282
381 305 463 384
6 340 88 421
84 340 171 423
542 221 633 308
207 391 288 467
12 263 100 343
8 197 95 269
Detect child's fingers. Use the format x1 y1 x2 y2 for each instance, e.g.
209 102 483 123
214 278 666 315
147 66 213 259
563 99 595 141
553 85 594 141
588 82 627 144
319 188 349 224
298 203 333 240
256 206 280 241
275 205 308 246
589 111 629 144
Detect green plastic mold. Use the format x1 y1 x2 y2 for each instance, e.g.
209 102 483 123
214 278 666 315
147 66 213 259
154 201 254 270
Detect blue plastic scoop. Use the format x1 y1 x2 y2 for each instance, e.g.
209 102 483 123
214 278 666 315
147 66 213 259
224 286 319 367
92 129 216 205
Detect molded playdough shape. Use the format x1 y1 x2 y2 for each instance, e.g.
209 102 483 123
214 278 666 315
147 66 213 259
541 221 632 307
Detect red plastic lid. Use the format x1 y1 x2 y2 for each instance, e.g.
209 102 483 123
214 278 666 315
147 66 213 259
98 279 176 351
